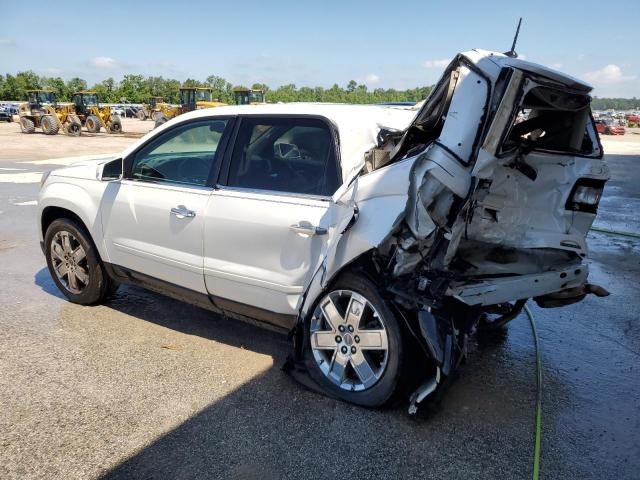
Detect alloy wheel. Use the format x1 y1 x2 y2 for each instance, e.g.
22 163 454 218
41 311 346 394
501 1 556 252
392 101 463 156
310 290 389 391
50 231 89 294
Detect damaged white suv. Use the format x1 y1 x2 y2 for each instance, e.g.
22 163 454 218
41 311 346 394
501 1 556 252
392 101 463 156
38 49 609 408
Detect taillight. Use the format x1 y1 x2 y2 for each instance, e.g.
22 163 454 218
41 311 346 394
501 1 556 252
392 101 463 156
565 178 606 214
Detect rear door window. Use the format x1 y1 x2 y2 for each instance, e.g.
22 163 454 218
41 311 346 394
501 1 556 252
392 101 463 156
224 117 341 197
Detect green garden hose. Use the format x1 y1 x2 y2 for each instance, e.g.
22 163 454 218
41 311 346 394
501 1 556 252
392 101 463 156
524 304 542 480
590 226 640 239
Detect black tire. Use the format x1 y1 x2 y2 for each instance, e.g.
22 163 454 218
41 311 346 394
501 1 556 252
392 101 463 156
108 115 122 133
44 218 117 305
86 115 101 133
20 116 35 133
154 114 167 129
41 115 60 135
302 272 404 408
65 118 82 136
137 110 147 120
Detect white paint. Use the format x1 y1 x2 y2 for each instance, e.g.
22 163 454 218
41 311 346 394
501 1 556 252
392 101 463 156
14 200 37 206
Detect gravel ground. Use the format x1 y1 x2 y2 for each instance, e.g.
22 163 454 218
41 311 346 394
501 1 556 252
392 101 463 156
0 121 638 479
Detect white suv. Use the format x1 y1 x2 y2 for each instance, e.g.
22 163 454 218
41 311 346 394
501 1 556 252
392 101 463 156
38 50 609 408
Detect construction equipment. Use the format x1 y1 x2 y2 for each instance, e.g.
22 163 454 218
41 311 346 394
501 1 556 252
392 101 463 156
18 90 82 136
233 87 266 105
137 96 165 121
154 87 226 127
72 91 123 134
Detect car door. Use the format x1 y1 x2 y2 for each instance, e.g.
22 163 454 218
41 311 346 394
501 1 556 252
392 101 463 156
203 116 343 328
101 117 232 293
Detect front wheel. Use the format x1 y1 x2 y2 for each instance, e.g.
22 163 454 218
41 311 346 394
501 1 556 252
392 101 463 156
44 218 117 305
303 272 404 407
107 115 122 133
85 115 101 133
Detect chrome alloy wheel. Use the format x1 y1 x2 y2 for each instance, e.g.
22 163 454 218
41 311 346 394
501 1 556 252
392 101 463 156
50 231 89 294
310 290 389 391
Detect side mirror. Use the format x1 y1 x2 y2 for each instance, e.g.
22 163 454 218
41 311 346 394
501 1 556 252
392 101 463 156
97 158 123 181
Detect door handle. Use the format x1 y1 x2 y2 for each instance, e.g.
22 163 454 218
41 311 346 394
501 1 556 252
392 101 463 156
170 205 196 218
290 222 327 236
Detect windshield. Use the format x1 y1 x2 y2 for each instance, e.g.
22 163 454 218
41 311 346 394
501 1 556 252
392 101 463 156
249 91 264 103
39 92 55 104
82 94 98 106
195 90 212 102
31 91 55 104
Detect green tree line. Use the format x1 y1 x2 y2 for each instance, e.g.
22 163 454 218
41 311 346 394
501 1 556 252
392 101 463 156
2 71 637 109
591 97 640 111
0 71 431 105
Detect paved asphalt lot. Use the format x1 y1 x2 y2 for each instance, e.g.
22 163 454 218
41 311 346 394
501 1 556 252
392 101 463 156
1 120 639 479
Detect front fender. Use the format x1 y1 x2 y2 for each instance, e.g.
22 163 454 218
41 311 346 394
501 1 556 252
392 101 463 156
38 180 109 261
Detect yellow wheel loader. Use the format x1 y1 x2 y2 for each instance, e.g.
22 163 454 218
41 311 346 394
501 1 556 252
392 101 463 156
18 90 82 136
154 87 226 128
233 87 266 105
72 91 123 134
137 96 166 121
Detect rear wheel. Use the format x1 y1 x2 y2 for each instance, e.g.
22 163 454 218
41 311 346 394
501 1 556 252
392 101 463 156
107 115 122 133
303 272 404 407
41 115 60 135
20 117 35 133
85 115 101 133
44 218 117 305
136 110 146 120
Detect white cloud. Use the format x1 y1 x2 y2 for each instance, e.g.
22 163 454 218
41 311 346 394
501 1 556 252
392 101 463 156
423 59 449 69
584 64 636 84
550 63 563 69
0 38 16 46
90 56 117 68
365 73 380 85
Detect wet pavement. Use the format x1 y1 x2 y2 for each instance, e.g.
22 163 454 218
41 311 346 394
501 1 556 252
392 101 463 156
0 122 639 479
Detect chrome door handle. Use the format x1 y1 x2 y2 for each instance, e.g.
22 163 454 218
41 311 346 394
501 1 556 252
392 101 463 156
290 223 327 236
170 205 195 218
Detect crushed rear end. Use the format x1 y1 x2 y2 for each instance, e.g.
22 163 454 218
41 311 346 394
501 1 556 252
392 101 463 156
353 50 610 406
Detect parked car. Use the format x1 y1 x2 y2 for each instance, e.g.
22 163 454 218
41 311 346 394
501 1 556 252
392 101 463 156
110 106 126 117
37 49 609 409
0 106 13 122
595 118 625 135
625 113 639 124
1 104 19 115
124 106 140 118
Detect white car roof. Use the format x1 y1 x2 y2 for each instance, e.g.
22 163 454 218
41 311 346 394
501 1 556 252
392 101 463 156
141 103 417 183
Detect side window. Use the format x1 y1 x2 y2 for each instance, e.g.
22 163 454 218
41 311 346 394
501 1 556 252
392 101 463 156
130 119 228 186
226 117 340 196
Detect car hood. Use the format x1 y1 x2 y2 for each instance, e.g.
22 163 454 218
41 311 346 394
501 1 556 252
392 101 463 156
50 156 119 181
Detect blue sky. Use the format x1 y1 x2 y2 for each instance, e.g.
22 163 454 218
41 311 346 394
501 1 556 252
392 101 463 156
1 0 638 96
